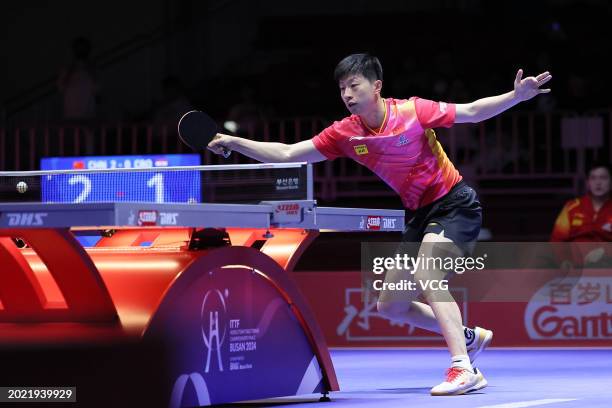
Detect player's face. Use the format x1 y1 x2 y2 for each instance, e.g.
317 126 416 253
338 74 381 115
588 167 611 197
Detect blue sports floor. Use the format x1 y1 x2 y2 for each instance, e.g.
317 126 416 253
240 349 612 408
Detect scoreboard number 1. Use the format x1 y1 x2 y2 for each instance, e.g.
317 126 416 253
147 173 165 203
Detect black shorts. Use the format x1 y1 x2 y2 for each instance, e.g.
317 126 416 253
402 180 482 254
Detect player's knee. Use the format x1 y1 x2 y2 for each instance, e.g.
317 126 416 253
377 300 411 319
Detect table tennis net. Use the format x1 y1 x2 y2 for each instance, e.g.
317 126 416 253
0 165 309 204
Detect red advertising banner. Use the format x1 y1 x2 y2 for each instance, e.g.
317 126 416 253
291 270 612 347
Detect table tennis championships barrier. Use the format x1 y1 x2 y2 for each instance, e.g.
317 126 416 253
0 162 404 407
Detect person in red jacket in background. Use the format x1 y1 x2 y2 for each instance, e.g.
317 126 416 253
551 163 612 242
551 162 612 267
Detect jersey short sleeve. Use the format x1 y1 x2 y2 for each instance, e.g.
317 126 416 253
412 97 456 129
311 122 345 160
550 201 572 242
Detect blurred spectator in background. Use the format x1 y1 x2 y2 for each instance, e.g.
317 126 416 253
148 75 194 151
566 71 589 113
153 75 194 125
551 162 612 268
224 86 263 136
534 52 557 112
390 57 430 97
448 79 470 103
57 36 98 120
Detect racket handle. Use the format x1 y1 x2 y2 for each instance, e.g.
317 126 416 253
222 148 232 158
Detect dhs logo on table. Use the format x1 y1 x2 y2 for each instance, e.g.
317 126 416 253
6 212 48 226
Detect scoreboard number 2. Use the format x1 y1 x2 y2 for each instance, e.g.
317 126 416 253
68 175 92 203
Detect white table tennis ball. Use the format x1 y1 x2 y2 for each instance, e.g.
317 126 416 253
16 181 28 193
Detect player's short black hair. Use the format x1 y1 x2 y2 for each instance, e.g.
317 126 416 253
587 160 611 176
334 53 383 83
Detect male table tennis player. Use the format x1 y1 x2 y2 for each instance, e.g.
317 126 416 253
551 162 612 268
551 162 612 243
209 53 551 395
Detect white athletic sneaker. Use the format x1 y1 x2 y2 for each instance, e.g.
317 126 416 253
472 367 488 391
467 326 493 363
430 367 488 396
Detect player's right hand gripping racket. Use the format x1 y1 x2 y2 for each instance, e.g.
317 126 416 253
178 110 231 158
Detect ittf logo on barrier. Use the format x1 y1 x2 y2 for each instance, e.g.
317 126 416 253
201 289 228 373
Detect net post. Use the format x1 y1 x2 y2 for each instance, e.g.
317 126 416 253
307 163 313 201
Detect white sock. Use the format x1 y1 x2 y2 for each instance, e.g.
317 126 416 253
451 354 473 373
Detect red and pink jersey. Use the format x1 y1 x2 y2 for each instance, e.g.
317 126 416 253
312 97 461 210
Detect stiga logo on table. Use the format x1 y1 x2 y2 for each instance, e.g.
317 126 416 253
367 216 381 230
138 210 158 226
275 203 300 215
525 277 612 339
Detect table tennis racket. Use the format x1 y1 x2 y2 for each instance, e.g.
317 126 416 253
178 110 231 158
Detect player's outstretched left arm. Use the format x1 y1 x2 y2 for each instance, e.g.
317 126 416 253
208 134 327 163
455 69 552 124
